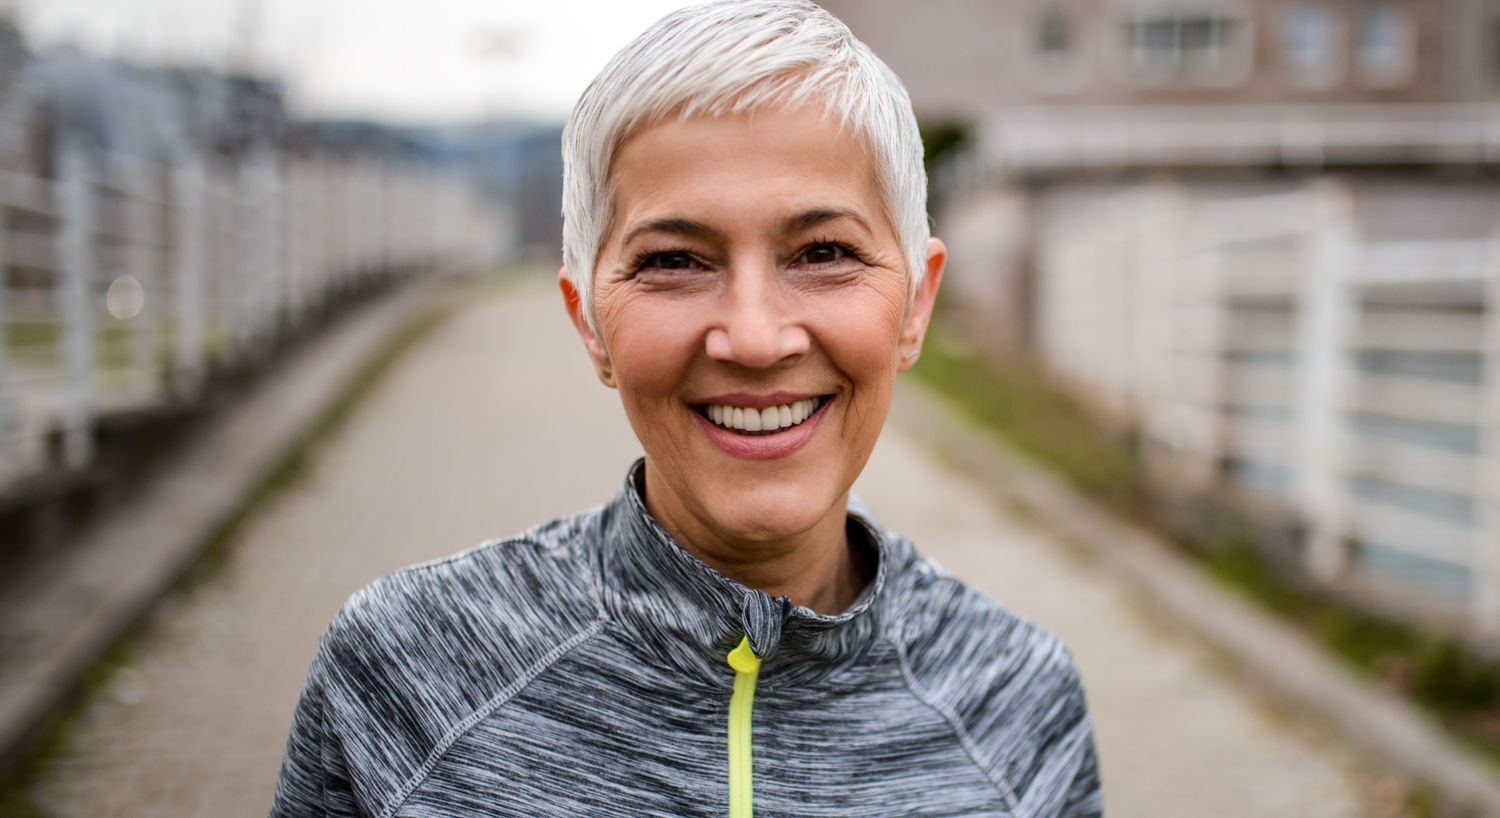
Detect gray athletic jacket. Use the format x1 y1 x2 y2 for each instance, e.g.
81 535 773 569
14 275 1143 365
268 459 1103 817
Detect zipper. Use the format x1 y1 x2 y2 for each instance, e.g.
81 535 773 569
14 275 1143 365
726 635 761 818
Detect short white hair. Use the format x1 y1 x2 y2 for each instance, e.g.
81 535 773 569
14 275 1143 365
561 0 930 332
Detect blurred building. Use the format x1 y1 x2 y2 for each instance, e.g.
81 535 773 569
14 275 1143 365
10 44 290 176
823 0 1500 645
822 0 1499 117
458 120 563 261
820 0 1493 355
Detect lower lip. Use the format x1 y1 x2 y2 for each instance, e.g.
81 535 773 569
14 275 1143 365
691 399 831 460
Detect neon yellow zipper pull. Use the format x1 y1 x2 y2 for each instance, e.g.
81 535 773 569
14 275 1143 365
727 635 761 818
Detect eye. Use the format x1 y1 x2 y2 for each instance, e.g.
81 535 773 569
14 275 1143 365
797 242 859 267
632 249 705 273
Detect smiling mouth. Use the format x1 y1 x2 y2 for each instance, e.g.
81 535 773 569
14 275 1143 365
694 396 831 435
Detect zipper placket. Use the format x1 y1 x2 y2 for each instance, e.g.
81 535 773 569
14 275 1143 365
726 635 761 818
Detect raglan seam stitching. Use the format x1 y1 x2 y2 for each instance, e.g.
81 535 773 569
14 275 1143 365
375 533 566 582
894 638 1025 817
377 616 607 818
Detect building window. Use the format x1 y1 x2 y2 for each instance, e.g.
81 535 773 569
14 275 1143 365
1355 0 1414 87
1281 1 1341 87
1039 9 1073 59
1033 7 1089 92
1125 9 1249 85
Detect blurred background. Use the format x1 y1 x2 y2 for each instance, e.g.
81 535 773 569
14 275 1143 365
837 0 1500 634
2 0 1500 816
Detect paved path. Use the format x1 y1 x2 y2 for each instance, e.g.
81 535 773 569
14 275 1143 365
28 272 1394 817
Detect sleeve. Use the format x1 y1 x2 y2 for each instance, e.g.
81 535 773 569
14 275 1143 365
1057 722 1104 818
268 645 364 818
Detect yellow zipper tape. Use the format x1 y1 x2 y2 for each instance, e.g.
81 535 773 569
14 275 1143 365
727 635 761 818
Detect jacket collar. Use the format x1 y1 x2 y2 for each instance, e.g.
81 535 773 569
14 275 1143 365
595 458 902 688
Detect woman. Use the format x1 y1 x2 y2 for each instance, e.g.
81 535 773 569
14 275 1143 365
269 1 1102 816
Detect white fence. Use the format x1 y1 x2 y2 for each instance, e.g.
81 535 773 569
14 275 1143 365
0 142 505 488
1032 179 1500 640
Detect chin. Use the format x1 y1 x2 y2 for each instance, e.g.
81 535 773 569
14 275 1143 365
705 480 840 543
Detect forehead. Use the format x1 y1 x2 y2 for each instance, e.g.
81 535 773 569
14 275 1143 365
605 106 888 242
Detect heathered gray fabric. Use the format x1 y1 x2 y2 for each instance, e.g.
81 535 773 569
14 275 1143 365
268 459 1103 817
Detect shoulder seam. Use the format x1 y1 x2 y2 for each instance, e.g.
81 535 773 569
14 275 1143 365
377 617 607 818
378 534 557 581
894 639 1024 816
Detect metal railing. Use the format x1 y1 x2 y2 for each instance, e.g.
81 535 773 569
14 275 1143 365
0 141 506 488
1022 178 1500 640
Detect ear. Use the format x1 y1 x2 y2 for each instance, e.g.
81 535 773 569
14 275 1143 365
558 266 616 388
897 237 946 372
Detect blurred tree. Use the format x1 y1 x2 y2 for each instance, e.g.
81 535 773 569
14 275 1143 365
919 120 968 178
918 120 968 218
0 6 29 164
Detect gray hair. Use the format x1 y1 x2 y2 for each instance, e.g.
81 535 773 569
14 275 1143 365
560 0 929 332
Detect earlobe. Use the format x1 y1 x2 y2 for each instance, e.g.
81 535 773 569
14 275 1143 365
557 267 617 388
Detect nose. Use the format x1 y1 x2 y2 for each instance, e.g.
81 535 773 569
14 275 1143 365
704 264 810 368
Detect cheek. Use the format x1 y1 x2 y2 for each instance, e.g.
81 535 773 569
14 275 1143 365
818 285 907 372
598 295 702 402
814 299 904 446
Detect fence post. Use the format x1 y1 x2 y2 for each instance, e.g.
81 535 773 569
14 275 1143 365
1195 209 1227 492
293 160 312 316
56 139 97 469
312 159 330 308
1295 179 1357 584
267 152 285 343
378 157 392 274
425 167 441 268
1133 183 1179 450
123 154 159 401
282 159 301 332
1139 182 1202 488
0 170 10 483
172 151 206 401
342 158 358 287
1477 229 1500 639
229 159 254 361
248 148 280 360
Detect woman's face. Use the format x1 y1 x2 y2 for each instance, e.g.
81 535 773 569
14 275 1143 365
562 104 943 554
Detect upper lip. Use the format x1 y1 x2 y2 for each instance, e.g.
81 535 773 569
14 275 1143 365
693 391 826 409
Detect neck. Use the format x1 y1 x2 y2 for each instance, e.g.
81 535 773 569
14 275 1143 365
641 464 875 615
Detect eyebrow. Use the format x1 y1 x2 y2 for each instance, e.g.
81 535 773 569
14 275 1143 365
621 218 719 247
620 208 875 247
782 208 874 237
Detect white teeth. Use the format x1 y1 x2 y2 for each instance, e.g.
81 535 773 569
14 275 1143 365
701 397 824 433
